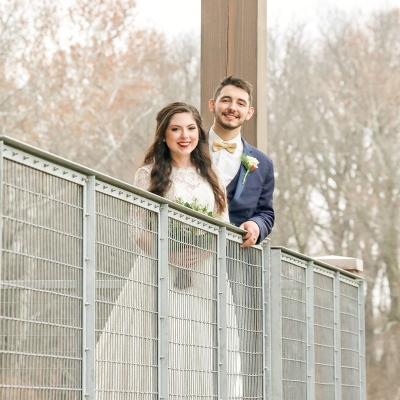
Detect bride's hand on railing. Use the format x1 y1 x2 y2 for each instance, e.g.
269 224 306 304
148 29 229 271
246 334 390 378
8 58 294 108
169 247 212 290
169 247 211 269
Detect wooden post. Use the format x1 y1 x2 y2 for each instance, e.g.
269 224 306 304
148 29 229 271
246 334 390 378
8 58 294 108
201 0 267 152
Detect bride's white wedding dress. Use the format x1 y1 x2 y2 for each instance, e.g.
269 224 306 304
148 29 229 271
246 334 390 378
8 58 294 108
96 165 242 399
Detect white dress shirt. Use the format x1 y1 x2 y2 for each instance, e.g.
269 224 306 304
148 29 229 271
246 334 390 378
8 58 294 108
209 128 243 187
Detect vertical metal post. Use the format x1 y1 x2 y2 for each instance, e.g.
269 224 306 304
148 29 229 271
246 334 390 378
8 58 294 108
334 272 342 400
306 261 315 400
83 175 96 399
358 280 366 400
218 227 228 399
262 241 271 400
270 248 282 399
158 204 169 398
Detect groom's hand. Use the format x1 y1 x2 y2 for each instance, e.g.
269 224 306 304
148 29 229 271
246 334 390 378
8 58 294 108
240 221 260 247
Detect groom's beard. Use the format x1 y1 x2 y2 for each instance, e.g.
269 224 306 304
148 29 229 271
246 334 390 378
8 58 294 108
215 112 244 131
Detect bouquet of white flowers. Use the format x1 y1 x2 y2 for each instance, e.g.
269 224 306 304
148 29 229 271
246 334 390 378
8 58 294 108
169 198 213 289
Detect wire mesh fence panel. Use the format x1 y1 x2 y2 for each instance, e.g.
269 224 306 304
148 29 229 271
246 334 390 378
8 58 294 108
0 140 367 400
0 159 83 400
167 215 218 399
95 190 159 399
313 269 335 400
226 240 263 400
340 279 361 400
281 258 307 400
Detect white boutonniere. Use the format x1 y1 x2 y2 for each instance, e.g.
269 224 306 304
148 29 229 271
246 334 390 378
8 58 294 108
241 154 259 184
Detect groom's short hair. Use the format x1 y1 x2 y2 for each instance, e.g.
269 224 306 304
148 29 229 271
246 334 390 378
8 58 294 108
213 76 253 106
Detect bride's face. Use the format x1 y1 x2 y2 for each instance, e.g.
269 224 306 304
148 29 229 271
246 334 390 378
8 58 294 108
165 112 199 165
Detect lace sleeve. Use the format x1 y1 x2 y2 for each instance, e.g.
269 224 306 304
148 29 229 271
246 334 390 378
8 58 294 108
213 165 230 223
134 166 151 191
131 166 153 251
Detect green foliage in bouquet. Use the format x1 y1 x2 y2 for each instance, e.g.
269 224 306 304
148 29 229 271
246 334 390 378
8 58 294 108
170 197 219 248
174 197 215 218
169 198 214 290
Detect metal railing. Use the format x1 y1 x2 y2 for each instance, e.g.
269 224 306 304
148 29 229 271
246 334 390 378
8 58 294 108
0 136 366 399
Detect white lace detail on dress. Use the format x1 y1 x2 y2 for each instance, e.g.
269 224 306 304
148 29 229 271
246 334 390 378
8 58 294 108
133 166 152 192
134 164 229 222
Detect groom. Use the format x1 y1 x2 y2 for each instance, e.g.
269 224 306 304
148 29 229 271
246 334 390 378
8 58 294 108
208 76 275 246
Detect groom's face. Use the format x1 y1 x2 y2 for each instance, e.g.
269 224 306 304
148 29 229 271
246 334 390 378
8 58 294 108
210 85 254 131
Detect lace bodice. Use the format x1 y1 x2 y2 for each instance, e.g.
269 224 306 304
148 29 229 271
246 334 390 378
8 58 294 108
134 164 229 222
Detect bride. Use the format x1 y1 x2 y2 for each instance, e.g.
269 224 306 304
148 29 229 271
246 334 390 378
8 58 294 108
96 102 241 398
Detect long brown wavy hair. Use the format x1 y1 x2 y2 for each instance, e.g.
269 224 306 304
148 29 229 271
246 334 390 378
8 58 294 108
141 102 227 215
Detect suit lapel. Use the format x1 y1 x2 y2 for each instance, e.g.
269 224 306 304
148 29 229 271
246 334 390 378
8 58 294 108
231 140 252 205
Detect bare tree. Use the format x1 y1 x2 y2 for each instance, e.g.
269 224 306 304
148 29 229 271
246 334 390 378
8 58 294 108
268 9 400 399
0 0 200 183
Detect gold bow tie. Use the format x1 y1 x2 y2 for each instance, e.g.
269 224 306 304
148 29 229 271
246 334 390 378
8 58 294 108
212 140 237 154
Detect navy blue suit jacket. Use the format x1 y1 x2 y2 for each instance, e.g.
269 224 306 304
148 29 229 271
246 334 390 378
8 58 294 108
226 138 275 243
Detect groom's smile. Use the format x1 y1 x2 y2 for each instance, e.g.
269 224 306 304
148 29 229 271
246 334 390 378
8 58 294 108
223 111 239 120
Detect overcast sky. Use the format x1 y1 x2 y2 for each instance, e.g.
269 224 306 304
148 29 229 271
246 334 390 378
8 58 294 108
135 0 399 38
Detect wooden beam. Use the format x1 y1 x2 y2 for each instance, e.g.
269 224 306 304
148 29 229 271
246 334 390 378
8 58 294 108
201 0 267 152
